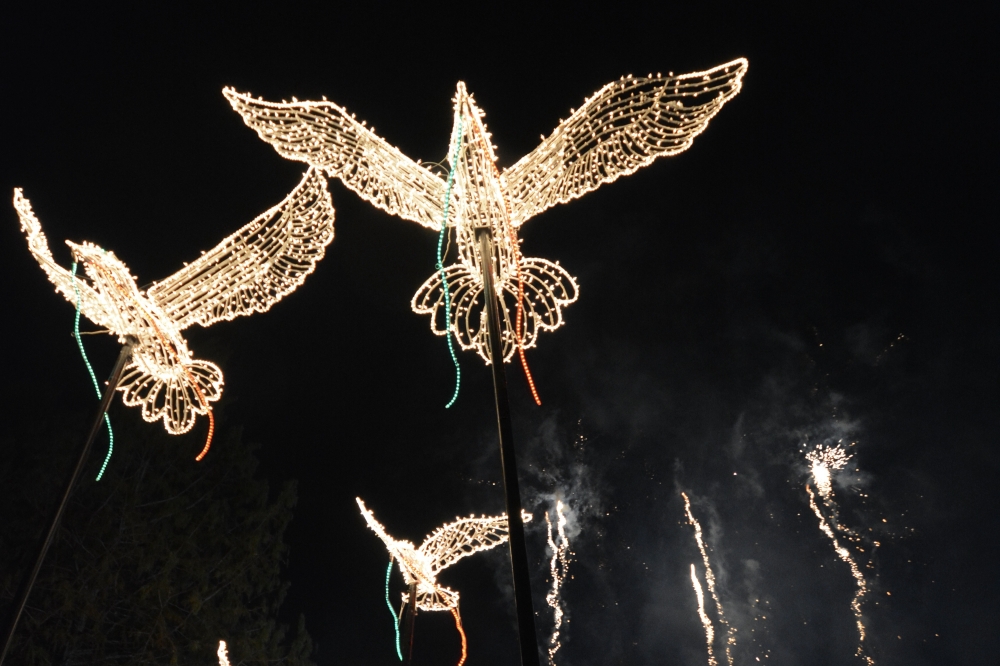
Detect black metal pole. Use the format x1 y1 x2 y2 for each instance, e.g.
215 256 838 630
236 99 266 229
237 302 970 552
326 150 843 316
0 337 136 666
401 581 418 665
475 227 540 666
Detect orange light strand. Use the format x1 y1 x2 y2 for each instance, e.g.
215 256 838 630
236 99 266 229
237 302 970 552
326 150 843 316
480 135 542 405
451 606 468 666
193 394 215 461
92 261 215 460
508 218 542 406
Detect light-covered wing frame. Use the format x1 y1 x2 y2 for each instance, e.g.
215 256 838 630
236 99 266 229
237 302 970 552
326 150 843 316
357 498 427 587
503 58 748 226
419 513 526 577
223 87 447 231
357 498 402 554
147 168 335 330
13 189 115 329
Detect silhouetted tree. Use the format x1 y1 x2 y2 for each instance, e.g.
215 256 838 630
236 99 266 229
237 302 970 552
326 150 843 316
0 408 314 666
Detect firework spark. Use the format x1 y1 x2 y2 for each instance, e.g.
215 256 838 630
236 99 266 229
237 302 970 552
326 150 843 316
682 492 735 666
804 444 874 665
690 564 717 666
805 444 852 500
545 499 572 666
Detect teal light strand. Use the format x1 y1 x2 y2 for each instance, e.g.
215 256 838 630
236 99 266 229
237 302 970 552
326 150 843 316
71 262 115 481
385 559 403 661
438 115 464 408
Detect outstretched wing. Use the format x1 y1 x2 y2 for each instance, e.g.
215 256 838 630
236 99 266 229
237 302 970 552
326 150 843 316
224 87 447 230
357 498 400 553
419 512 531 577
503 58 748 226
357 498 427 586
13 189 115 329
147 169 335 330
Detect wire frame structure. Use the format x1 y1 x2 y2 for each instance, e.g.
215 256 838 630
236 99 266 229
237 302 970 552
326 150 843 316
224 58 747 367
357 498 531 612
14 168 335 456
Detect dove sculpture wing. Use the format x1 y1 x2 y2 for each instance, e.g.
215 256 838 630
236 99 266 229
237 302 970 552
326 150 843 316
419 512 526 577
223 88 447 231
14 190 115 330
503 58 748 226
357 498 409 557
147 168 335 330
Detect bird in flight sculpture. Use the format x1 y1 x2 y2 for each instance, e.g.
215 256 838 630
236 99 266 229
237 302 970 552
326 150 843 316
357 497 531 612
14 168 335 458
224 59 747 382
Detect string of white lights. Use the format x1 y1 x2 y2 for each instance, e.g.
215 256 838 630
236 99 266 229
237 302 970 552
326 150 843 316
357 497 532 612
14 168 335 449
224 58 746 365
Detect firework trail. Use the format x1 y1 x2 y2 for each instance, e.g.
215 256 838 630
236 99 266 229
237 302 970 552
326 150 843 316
681 492 735 666
217 640 230 666
545 499 572 666
690 564 717 666
804 444 874 665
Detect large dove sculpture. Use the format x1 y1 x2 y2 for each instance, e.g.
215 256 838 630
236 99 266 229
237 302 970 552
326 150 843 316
14 168 335 458
223 60 747 385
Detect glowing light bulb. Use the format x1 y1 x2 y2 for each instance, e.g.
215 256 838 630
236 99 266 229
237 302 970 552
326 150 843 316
14 169 335 457
224 58 747 374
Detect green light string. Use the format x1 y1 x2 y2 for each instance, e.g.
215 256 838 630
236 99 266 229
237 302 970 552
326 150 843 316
71 262 115 481
438 115 464 408
385 559 403 660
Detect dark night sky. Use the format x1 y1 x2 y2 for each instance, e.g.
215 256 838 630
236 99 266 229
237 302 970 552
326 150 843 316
2 3 997 665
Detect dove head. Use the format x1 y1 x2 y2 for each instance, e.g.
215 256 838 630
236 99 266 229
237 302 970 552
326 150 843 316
65 240 140 299
449 81 496 165
394 540 435 583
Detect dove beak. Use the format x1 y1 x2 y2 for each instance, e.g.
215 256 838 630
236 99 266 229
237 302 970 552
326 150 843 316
64 240 103 265
64 240 86 262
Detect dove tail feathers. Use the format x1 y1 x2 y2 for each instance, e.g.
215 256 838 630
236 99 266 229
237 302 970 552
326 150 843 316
411 257 579 364
118 359 223 438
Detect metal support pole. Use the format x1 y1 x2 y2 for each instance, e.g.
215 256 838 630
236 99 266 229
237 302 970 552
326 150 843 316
0 337 136 665
401 581 418 665
474 227 540 666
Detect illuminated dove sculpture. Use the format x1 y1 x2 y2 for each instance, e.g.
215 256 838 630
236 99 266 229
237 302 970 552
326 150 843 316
14 168 335 458
357 497 531 611
224 59 747 372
